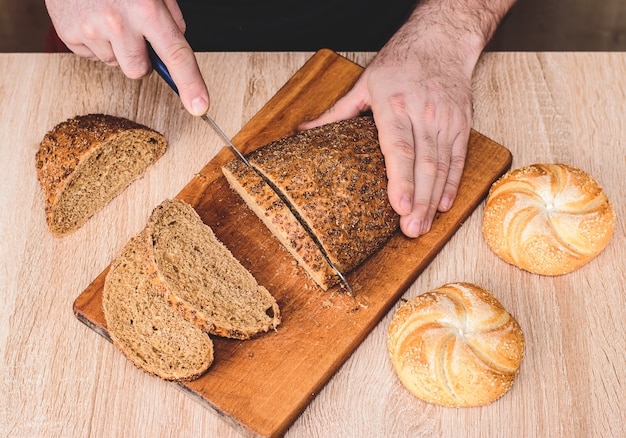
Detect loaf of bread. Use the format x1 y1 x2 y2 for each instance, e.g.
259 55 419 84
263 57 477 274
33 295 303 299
36 114 167 235
102 231 214 381
222 116 399 290
146 199 281 339
482 163 615 275
223 159 339 290
387 283 524 407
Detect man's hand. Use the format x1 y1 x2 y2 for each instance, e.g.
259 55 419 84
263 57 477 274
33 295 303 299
301 0 516 238
45 0 209 116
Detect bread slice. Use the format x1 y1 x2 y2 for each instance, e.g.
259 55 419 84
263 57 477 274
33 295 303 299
222 159 339 290
222 116 399 289
146 199 281 339
36 114 167 235
102 231 214 381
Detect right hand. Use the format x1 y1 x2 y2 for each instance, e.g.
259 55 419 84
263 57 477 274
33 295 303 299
45 0 209 116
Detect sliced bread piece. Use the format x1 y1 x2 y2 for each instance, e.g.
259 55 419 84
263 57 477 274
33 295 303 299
222 158 339 290
222 116 399 289
102 231 214 381
36 114 167 235
146 199 281 340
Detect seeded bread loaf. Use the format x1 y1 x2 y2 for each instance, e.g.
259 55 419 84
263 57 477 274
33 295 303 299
482 163 616 275
387 282 525 407
102 231 214 381
222 116 399 290
222 159 338 290
36 114 167 235
146 199 281 340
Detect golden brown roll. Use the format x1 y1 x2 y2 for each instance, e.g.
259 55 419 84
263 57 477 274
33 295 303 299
387 283 524 407
482 163 615 275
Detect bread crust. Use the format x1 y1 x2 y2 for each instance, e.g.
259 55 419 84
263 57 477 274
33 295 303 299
222 158 339 290
103 230 214 381
387 283 525 407
482 163 616 275
222 116 399 290
144 199 281 340
103 199 282 380
35 113 167 235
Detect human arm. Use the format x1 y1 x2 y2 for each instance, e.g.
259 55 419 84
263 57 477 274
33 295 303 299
301 0 517 238
44 0 209 116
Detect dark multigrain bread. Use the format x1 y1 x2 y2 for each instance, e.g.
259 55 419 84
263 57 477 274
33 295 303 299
35 114 167 235
146 199 281 340
222 159 339 290
222 116 399 290
103 198 281 380
102 231 214 381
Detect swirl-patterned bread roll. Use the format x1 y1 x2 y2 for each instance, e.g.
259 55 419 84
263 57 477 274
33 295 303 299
482 163 615 275
388 283 524 407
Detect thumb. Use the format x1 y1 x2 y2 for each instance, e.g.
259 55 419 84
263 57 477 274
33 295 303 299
298 81 371 131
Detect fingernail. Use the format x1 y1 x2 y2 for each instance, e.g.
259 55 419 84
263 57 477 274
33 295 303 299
406 218 422 238
421 218 433 234
191 96 208 116
400 195 412 215
439 195 452 211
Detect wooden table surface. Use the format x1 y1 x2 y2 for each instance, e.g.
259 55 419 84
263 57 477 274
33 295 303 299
0 51 624 437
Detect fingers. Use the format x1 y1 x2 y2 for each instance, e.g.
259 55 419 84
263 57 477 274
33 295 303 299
48 0 208 117
134 3 209 116
438 129 468 212
163 0 186 34
374 107 417 218
406 126 439 236
377 109 440 239
144 24 209 115
380 101 469 238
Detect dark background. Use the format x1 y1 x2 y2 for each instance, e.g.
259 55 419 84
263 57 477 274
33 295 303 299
1 0 624 52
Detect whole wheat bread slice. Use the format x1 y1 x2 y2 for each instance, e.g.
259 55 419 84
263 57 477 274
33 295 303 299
102 231 214 381
36 114 167 235
222 159 339 290
146 199 281 340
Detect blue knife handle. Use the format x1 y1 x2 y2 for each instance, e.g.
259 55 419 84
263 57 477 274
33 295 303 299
147 43 180 95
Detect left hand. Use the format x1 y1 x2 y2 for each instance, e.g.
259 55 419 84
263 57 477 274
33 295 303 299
300 15 476 238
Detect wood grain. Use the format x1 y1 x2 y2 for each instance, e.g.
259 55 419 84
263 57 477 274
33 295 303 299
73 49 511 437
2 52 624 438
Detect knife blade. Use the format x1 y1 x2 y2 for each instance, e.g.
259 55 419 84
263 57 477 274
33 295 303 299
146 44 353 295
147 44 253 168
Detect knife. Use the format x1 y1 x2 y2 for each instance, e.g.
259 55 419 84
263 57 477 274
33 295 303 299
147 44 253 168
147 44 353 295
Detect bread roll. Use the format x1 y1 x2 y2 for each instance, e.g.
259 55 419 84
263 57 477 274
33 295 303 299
387 283 524 407
36 114 167 235
482 163 615 275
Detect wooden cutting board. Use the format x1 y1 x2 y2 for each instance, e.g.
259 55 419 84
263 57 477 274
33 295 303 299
74 49 512 437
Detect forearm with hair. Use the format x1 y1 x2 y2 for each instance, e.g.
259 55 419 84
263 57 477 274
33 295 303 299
411 0 516 43
381 0 517 75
